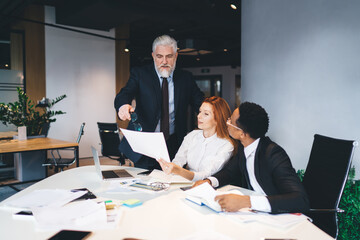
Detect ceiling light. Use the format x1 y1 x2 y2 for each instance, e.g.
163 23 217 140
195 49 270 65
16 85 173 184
124 41 130 52
5 64 9 67
178 39 212 55
224 49 228 52
230 4 237 10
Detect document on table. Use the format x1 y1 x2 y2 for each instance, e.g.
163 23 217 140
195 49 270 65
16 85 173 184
185 183 243 212
224 211 310 228
120 128 170 162
5 189 87 209
148 169 192 184
32 200 121 230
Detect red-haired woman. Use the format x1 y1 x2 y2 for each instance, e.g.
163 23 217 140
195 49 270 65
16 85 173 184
158 96 237 181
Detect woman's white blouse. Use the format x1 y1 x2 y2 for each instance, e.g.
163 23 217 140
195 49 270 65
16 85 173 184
172 130 234 181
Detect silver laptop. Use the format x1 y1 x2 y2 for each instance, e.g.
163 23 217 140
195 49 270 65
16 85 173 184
91 146 134 180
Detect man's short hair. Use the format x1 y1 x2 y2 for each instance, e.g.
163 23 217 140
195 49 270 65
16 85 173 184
236 102 269 139
152 35 177 53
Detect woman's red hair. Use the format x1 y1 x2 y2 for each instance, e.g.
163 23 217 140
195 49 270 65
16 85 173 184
202 96 237 151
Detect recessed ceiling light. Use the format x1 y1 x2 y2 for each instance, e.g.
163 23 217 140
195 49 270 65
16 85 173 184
124 48 130 52
230 4 237 10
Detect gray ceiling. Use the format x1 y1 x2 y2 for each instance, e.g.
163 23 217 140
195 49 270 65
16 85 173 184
0 0 241 68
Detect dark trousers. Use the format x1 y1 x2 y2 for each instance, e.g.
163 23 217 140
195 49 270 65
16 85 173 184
134 133 179 170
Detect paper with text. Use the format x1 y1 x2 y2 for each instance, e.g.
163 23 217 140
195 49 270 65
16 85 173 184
149 169 192 184
120 128 170 162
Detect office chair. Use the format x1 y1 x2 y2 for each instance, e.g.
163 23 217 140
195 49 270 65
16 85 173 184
302 134 358 239
43 122 85 172
97 122 126 165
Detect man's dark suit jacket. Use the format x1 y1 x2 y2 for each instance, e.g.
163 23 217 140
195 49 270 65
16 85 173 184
213 137 309 213
114 64 204 166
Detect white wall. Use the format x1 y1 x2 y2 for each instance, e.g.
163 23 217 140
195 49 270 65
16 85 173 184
242 0 360 177
185 66 241 111
45 6 116 157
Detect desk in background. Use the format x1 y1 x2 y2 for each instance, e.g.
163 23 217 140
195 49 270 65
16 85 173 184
0 131 17 140
0 137 78 181
0 165 334 240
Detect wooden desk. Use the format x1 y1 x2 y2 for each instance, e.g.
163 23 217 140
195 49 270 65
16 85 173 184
0 131 17 140
0 138 78 181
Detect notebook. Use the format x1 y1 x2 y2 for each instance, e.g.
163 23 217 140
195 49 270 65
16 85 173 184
91 146 134 181
185 183 244 213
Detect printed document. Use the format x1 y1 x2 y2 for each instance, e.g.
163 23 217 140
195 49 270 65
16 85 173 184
149 169 192 184
120 128 170 162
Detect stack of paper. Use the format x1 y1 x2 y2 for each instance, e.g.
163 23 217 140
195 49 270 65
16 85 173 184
149 169 192 184
32 200 107 230
5 189 87 209
6 189 122 230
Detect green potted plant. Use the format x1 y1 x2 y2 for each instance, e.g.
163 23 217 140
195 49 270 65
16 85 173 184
0 87 66 136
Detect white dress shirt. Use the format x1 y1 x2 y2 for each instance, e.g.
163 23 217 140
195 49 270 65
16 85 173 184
172 130 234 181
209 138 272 212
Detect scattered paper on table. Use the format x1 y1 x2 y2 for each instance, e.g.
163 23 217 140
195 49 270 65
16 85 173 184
32 200 122 230
149 169 192 184
5 189 87 209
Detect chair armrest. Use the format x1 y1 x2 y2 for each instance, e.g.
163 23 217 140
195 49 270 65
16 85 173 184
309 208 344 213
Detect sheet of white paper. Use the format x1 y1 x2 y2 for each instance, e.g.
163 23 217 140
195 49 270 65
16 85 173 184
5 189 87 209
120 128 170 162
105 181 136 193
32 200 120 231
149 169 192 184
224 211 309 228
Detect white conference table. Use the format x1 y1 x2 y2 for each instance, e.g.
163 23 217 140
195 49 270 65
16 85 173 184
0 165 334 240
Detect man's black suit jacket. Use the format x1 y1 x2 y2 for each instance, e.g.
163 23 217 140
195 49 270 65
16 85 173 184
213 137 309 213
114 64 204 163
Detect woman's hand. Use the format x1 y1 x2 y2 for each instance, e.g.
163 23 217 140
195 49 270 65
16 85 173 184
158 158 177 175
192 179 211 188
157 159 194 180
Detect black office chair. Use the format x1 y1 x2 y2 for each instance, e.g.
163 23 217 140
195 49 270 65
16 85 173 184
97 122 126 165
43 122 85 172
302 134 358 239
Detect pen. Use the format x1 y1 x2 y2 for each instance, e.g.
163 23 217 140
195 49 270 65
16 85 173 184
119 179 140 185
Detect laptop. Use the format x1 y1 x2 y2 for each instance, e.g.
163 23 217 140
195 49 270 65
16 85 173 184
91 146 134 180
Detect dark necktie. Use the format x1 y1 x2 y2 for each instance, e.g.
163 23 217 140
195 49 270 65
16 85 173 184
161 77 169 140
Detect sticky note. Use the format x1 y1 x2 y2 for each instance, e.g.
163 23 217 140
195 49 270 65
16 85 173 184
122 199 142 208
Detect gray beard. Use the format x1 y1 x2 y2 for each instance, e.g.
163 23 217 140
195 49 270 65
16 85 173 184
156 62 176 78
